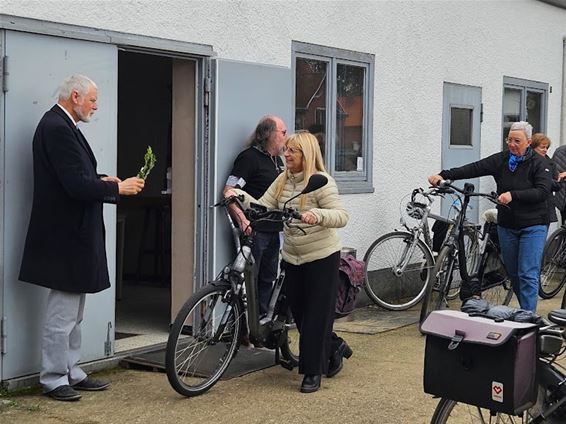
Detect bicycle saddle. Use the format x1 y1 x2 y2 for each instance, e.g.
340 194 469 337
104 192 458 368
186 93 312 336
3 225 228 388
548 309 566 326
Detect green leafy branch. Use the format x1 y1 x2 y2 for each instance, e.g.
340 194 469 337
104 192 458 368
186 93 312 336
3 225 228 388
137 146 157 180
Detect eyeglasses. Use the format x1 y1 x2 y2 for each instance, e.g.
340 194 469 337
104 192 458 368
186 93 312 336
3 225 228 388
506 137 526 145
283 146 302 154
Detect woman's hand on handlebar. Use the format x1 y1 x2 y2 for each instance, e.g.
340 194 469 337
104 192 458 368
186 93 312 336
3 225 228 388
497 191 512 205
223 188 252 235
428 174 443 187
300 210 318 225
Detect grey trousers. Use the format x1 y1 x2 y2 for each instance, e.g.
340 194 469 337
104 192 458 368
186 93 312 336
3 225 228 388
40 289 87 392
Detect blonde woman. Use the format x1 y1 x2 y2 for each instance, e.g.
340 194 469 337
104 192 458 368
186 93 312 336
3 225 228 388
226 131 350 393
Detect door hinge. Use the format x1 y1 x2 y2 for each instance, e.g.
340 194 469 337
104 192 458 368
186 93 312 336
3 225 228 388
1 317 6 354
104 321 112 356
204 76 211 107
1 56 8 93
480 103 484 123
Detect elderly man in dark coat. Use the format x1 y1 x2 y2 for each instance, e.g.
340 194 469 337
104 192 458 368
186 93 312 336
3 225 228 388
19 75 145 401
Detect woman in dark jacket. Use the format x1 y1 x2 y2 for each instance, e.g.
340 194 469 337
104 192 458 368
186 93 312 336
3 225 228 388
428 121 552 312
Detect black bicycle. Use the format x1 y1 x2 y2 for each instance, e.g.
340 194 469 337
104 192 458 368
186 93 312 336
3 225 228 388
419 181 513 327
540 224 566 299
429 309 566 423
165 174 327 397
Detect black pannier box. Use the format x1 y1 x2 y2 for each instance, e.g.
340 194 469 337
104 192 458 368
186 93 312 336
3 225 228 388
421 310 538 415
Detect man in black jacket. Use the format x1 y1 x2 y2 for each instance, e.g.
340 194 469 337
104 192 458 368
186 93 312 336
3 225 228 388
428 121 551 311
223 116 287 317
19 75 145 401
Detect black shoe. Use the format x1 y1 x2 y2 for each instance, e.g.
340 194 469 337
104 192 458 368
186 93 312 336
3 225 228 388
73 377 110 391
327 341 353 378
45 385 82 401
300 374 321 393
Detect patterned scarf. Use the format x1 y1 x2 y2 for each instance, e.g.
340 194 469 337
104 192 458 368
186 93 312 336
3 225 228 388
508 146 531 172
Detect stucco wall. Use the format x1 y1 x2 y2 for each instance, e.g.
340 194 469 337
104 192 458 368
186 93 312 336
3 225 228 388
3 0 566 257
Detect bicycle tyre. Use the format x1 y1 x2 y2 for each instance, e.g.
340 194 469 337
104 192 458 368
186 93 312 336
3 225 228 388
479 247 513 307
165 281 243 397
419 246 455 329
278 307 299 366
539 227 566 299
429 389 560 424
363 231 434 311
446 228 481 301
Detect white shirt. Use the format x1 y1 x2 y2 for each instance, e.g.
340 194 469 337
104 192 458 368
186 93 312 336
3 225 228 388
56 103 78 126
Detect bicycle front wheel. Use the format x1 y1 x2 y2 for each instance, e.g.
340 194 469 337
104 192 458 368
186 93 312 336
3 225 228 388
165 281 243 397
363 231 434 311
539 227 566 299
419 246 456 328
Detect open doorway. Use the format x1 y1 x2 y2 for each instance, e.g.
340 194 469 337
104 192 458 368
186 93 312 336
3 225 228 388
115 50 197 353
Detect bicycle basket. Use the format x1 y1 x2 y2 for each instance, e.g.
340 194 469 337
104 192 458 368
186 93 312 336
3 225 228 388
400 191 428 229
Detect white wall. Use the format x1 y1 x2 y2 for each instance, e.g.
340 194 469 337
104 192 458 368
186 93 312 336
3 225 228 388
3 0 566 258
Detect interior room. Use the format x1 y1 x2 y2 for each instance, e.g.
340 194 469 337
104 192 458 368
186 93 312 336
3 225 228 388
115 51 173 352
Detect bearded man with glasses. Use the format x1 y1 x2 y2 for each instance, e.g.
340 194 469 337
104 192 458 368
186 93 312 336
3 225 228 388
224 115 288 320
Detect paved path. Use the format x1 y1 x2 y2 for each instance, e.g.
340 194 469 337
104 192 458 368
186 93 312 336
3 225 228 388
1 295 563 424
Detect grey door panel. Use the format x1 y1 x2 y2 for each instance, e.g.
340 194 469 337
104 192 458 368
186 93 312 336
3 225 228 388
442 83 482 223
210 59 292 281
2 30 117 380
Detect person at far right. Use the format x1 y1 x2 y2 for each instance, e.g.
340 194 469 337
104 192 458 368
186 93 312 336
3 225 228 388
531 133 566 225
428 121 552 312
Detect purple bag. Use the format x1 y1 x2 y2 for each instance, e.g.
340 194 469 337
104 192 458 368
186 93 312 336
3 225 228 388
335 254 365 318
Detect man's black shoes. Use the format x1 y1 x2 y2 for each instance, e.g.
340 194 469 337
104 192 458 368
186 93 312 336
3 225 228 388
300 374 321 393
45 385 81 401
73 377 110 391
327 341 353 378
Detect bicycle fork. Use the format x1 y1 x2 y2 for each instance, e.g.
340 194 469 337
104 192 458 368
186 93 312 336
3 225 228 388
393 234 420 276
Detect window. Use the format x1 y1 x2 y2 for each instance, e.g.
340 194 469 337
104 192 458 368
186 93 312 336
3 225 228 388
450 107 473 147
502 77 548 145
293 42 374 193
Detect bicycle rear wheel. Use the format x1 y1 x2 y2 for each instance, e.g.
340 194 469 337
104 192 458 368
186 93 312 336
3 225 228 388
363 231 434 311
479 249 513 306
419 246 456 328
430 392 562 424
539 227 566 299
277 306 299 367
446 227 481 301
165 281 243 397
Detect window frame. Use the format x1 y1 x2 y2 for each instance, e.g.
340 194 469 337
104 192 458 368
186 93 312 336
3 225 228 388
292 41 375 194
501 76 548 146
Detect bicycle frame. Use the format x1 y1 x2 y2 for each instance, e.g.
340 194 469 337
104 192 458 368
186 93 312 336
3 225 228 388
221 203 290 347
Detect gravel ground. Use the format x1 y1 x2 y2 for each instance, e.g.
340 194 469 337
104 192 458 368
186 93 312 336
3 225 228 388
0 295 563 424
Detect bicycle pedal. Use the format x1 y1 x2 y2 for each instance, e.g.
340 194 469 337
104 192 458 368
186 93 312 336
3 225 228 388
279 359 295 371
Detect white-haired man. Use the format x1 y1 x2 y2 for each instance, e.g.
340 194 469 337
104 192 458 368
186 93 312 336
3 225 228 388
19 75 145 401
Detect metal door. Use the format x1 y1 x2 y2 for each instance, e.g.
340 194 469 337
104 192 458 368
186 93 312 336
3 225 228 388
208 59 292 280
2 30 117 380
441 83 482 223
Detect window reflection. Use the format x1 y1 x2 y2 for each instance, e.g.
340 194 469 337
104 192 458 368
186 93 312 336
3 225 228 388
503 87 521 143
295 58 327 158
526 91 542 135
336 64 365 172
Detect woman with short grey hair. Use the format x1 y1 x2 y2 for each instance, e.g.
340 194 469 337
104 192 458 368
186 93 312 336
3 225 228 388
428 121 552 311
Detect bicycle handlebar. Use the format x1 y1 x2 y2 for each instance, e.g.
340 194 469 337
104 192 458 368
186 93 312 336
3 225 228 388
436 180 507 208
218 195 301 225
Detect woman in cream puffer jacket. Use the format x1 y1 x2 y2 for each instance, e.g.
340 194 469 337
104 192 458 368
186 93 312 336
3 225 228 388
228 131 350 394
